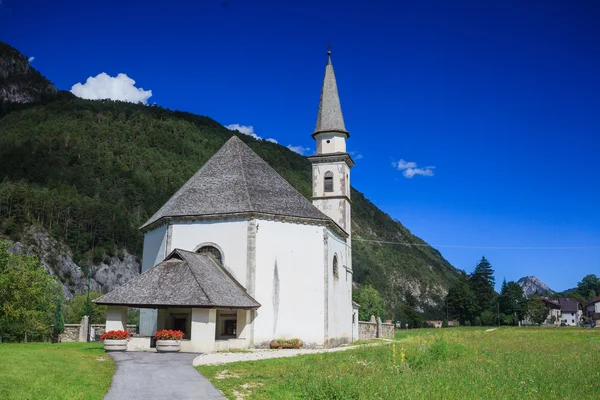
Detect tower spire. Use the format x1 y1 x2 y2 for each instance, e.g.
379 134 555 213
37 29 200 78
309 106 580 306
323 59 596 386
313 45 348 138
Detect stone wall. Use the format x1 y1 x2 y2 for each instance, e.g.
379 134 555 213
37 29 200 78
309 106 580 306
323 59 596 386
57 323 137 342
358 316 394 340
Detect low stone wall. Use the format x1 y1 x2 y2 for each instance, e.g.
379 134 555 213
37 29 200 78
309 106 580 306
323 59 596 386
58 323 137 342
358 316 394 340
58 324 81 342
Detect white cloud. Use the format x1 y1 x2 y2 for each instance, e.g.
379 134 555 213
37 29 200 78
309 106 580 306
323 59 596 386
392 159 435 178
349 151 364 160
28 56 35 63
287 145 311 155
70 73 152 104
225 124 278 143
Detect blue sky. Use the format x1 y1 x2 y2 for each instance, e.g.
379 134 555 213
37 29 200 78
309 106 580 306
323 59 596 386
1 0 599 292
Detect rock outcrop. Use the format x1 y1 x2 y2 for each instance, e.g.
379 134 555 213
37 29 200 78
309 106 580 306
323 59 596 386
7 226 139 298
517 276 554 297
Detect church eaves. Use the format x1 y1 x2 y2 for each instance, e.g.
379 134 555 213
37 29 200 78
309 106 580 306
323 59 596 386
140 136 335 231
313 51 349 137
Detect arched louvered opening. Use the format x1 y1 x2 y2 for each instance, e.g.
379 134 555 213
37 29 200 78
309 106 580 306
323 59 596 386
196 245 223 264
324 171 334 192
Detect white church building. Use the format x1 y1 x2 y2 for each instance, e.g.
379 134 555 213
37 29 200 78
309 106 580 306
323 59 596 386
95 50 359 352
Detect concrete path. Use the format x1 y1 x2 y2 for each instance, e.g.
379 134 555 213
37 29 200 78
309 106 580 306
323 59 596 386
193 340 392 366
106 352 226 400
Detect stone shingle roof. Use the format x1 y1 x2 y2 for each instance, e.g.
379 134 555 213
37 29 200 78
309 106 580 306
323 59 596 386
93 249 260 309
141 136 331 230
313 53 349 137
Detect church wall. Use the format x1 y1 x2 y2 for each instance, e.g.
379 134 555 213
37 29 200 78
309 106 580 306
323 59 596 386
252 219 325 347
141 224 169 272
326 229 353 345
170 219 249 288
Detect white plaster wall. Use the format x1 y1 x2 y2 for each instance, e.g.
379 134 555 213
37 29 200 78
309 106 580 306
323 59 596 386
170 219 249 287
326 229 353 344
562 311 578 326
105 306 127 331
253 219 325 346
596 303 600 313
315 133 347 154
142 224 169 272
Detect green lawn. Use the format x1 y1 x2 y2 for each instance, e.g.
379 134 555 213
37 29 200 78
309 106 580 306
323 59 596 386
198 327 600 399
0 342 115 400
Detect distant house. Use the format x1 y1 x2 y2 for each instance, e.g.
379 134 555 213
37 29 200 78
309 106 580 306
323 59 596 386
541 298 561 324
426 320 443 328
555 298 582 326
586 296 600 327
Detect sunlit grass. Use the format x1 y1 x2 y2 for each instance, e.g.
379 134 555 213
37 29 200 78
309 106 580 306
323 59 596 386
0 342 115 400
198 327 600 399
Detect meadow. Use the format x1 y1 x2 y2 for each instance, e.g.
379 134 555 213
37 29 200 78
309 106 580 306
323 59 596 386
0 342 114 400
197 327 600 399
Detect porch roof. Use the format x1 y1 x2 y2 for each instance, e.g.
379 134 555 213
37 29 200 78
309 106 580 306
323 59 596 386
93 249 260 309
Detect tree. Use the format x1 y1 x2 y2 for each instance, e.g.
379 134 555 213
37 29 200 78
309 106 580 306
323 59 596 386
0 242 57 342
442 319 448 328
527 294 547 325
498 279 527 325
446 275 476 325
469 256 496 317
353 284 385 321
52 296 65 341
65 291 107 325
576 274 600 300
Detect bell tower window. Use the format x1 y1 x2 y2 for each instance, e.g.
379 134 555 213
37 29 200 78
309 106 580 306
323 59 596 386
324 171 334 192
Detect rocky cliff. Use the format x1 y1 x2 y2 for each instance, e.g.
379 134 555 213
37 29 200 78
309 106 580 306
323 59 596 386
517 276 554 297
6 225 139 298
0 42 57 104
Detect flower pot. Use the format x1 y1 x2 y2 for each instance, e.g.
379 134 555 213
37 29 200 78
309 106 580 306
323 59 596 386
104 339 128 352
156 340 181 353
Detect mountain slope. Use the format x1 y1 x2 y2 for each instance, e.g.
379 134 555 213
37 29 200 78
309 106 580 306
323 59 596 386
517 276 554 297
0 42 460 317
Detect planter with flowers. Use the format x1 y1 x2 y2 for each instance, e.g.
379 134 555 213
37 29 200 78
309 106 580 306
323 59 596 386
270 338 303 349
101 330 130 351
154 329 184 353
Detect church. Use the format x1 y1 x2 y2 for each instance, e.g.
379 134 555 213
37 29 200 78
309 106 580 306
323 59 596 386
95 50 358 352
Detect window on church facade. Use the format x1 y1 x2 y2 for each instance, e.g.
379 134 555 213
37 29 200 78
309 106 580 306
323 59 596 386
196 245 223 264
324 171 334 192
333 255 339 278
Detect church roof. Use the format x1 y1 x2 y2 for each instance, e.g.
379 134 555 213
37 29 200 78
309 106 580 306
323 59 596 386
93 249 260 309
313 52 349 137
140 136 332 231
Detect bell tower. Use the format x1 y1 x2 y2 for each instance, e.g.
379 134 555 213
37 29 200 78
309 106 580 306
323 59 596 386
307 47 354 235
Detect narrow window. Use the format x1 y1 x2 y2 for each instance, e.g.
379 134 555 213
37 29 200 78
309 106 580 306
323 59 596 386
197 245 223 264
333 255 339 279
324 171 334 192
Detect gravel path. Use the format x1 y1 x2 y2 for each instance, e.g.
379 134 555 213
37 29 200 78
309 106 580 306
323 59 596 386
193 341 389 366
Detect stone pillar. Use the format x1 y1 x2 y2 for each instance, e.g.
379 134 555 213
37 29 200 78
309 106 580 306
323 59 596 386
376 317 382 338
79 316 89 342
106 306 127 331
190 308 216 353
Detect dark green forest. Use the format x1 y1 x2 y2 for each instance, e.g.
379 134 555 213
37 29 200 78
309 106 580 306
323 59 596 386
0 42 460 318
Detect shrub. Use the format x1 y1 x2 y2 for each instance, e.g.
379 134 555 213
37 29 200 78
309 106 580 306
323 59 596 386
52 297 65 339
100 330 130 340
153 329 184 340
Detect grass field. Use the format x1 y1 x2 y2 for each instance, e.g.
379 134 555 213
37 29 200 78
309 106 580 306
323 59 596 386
0 342 115 400
198 327 600 399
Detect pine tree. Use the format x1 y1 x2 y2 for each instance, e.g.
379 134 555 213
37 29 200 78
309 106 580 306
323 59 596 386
469 256 497 320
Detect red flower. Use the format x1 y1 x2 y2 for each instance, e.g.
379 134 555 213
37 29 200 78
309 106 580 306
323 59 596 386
153 329 184 340
101 330 131 340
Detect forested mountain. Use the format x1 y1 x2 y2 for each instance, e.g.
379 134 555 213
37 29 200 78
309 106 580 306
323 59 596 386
0 41 460 318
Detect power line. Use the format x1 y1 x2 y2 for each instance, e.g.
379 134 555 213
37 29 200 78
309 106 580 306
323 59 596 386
352 238 600 250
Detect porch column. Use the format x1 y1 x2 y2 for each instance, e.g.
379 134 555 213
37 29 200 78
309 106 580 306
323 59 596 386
106 306 127 331
190 308 216 353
